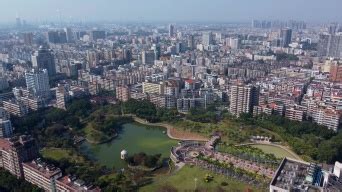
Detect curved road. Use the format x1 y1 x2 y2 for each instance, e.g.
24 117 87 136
237 143 302 161
132 116 208 142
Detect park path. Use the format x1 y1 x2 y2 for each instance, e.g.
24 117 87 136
132 116 208 142
237 143 303 161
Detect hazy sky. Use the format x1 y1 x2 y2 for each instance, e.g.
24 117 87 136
0 0 341 23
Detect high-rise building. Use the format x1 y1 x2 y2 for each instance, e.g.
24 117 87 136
328 23 339 34
202 32 214 47
280 28 292 47
0 135 38 178
47 31 58 44
31 46 56 76
169 24 175 38
318 34 342 58
228 38 240 49
229 85 259 117
152 44 161 60
0 120 13 138
16 17 21 28
0 107 10 120
64 27 74 43
25 68 50 98
188 35 195 50
90 30 106 41
175 42 184 54
47 31 67 44
56 83 71 110
141 51 155 65
123 49 132 62
22 33 33 45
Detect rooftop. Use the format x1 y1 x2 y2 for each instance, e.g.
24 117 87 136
57 176 101 192
23 158 62 179
271 158 322 192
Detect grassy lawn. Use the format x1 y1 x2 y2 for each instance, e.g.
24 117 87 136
140 166 265 192
251 144 300 160
41 148 85 163
173 118 283 144
83 123 113 144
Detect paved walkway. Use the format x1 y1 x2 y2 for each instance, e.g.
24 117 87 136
237 143 303 161
132 116 208 142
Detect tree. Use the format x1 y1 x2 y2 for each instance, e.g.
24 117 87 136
0 168 43 192
45 108 68 123
44 124 66 136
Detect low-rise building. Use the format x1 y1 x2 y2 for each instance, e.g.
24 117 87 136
270 158 342 192
142 81 164 95
23 159 63 191
23 158 101 192
285 107 304 122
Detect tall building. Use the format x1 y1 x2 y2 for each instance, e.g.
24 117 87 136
0 107 10 120
318 34 342 58
90 30 106 41
141 50 155 65
228 38 240 49
123 49 132 62
47 31 67 44
169 24 175 38
175 42 184 54
64 27 74 43
328 23 339 34
25 69 50 98
188 35 195 50
22 33 33 45
152 44 161 60
31 46 56 76
280 28 292 47
16 17 21 28
0 120 13 138
0 135 38 178
56 83 71 110
202 32 214 47
229 85 259 117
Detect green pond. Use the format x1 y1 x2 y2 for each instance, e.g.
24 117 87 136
80 123 178 168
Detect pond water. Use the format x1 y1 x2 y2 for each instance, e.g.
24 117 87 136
79 123 178 169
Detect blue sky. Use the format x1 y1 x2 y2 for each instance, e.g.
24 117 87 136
0 0 341 23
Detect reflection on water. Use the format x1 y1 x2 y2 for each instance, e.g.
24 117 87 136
79 123 178 169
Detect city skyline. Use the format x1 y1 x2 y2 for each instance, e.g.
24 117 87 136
1 0 342 24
